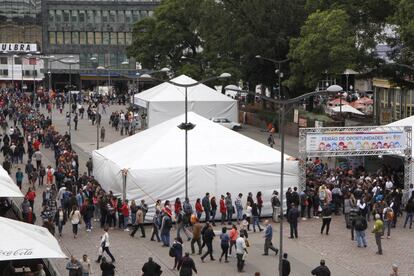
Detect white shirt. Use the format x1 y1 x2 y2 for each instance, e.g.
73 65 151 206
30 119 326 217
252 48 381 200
245 206 252 217
385 180 393 190
70 210 81 224
101 232 110 247
235 237 246 254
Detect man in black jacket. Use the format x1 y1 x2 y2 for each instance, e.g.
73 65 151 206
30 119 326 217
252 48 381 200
141 257 162 276
282 253 291 276
311 259 330 276
200 222 215 262
287 203 299 239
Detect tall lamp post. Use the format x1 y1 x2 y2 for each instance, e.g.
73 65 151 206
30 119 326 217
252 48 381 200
226 84 343 276
142 72 231 199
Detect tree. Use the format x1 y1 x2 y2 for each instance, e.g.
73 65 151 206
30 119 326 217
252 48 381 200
127 0 204 78
288 9 356 90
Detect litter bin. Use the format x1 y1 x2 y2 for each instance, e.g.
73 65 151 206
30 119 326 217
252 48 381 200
273 206 280 222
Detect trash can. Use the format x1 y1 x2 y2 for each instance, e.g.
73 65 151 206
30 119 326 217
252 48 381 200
273 206 280 222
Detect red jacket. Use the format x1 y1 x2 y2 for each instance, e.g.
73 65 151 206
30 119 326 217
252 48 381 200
195 202 203 213
257 195 263 207
120 203 129 216
220 199 227 214
25 191 36 201
174 202 182 214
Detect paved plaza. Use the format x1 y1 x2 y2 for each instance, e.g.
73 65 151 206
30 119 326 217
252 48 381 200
8 104 413 276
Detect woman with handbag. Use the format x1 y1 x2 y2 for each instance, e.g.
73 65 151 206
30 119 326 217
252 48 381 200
69 206 82 239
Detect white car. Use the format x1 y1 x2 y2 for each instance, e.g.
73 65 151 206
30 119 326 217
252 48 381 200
211 117 242 130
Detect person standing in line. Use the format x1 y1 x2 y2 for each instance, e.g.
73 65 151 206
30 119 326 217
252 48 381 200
219 227 230 263
311 259 330 276
219 195 227 225
202 193 211 222
372 214 384 255
256 191 263 218
235 232 247 273
177 252 198 276
69 206 82 239
271 191 281 221
80 254 91 276
235 193 244 225
263 220 278 255
282 253 291 276
320 205 332 235
251 203 262 232
225 192 234 225
96 226 116 263
210 196 217 226
287 203 299 239
200 222 215 262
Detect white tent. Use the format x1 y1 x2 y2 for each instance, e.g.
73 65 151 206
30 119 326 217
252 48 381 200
0 217 66 260
0 165 23 197
134 75 238 127
331 105 365 115
92 112 298 218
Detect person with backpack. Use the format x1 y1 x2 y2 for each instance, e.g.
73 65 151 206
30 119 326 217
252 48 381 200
171 237 183 270
150 209 162 242
354 213 368 248
320 205 332 235
349 206 359 240
344 192 356 228
383 207 394 238
271 190 281 222
403 197 414 229
372 214 384 255
299 189 309 219
318 185 328 208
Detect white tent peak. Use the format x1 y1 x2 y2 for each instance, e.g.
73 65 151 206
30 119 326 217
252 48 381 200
0 165 23 197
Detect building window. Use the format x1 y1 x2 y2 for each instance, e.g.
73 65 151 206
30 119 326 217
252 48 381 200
125 32 132 45
0 57 7 65
102 11 108 23
109 11 116 23
49 32 56 45
79 32 86 44
110 32 117 45
125 10 132 23
55 10 62 22
148 11 154 17
64 32 71 44
14 57 22 65
132 11 140 22
87 32 94 45
1 70 8 76
87 10 94 24
95 11 101 24
140 11 148 18
117 11 125 23
63 10 70 22
95 32 102 44
71 10 78 23
33 70 37 77
79 10 85 23
56 32 64 44
117 32 125 45
72 32 79 44
102 32 110 45
49 10 55 22
110 53 117 67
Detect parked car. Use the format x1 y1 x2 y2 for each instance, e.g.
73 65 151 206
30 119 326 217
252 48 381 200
211 117 242 130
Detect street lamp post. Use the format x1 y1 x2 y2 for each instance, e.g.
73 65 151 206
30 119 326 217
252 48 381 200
142 72 231 199
225 84 343 276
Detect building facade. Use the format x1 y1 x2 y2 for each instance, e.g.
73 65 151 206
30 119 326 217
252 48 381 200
0 0 160 92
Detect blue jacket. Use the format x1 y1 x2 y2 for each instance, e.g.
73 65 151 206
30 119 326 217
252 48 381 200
265 224 273 239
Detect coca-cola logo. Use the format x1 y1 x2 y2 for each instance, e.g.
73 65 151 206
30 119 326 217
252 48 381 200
0 248 33 256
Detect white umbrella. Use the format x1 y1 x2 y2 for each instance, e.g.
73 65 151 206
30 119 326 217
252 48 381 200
0 165 23 197
0 217 67 260
331 105 365 115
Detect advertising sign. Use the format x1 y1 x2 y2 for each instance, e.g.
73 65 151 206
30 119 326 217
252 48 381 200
306 130 406 153
380 108 392 125
0 43 37 53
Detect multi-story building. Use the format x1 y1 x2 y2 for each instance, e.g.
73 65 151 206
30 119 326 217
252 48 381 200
0 0 160 92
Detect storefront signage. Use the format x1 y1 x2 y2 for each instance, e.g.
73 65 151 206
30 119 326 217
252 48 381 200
306 130 406 152
0 43 37 53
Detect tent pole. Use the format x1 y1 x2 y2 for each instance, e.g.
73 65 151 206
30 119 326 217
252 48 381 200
122 170 127 202
185 86 188 199
278 103 285 276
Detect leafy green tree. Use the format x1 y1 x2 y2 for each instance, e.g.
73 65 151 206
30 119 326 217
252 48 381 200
288 9 356 90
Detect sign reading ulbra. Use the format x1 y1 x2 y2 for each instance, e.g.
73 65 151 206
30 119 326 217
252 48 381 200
0 43 37 53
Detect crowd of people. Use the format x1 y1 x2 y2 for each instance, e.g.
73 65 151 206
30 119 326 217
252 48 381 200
0 88 412 276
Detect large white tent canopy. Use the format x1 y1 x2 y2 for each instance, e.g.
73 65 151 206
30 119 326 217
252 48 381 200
0 165 23 198
134 75 238 127
0 217 66 260
92 112 298 218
